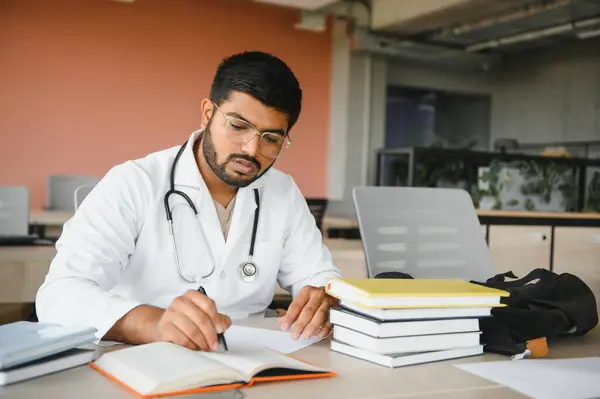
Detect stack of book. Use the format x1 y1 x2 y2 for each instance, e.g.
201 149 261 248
325 278 509 368
0 321 97 385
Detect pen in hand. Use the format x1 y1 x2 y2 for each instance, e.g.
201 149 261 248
197 286 228 352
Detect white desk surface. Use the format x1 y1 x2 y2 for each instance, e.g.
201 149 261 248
2 317 599 399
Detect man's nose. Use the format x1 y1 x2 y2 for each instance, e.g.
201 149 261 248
240 133 260 156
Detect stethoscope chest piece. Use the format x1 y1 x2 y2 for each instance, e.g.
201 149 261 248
238 261 258 282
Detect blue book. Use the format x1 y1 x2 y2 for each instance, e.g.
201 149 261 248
0 321 97 370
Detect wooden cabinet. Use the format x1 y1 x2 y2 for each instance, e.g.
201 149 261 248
0 247 55 305
553 227 600 302
488 226 551 278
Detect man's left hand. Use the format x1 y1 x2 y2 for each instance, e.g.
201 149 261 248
278 285 339 340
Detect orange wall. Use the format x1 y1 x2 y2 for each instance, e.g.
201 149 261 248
0 0 331 209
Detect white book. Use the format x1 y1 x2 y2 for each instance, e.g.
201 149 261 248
0 321 97 370
340 300 492 321
333 325 481 355
0 348 96 386
329 308 480 338
331 341 484 368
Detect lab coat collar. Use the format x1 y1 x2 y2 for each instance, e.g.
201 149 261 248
174 129 269 190
173 129 207 189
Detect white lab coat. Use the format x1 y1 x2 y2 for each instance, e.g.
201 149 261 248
36 130 342 339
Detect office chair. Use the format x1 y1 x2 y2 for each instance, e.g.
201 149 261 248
305 198 328 233
74 184 95 210
352 186 495 282
0 186 32 239
47 175 99 211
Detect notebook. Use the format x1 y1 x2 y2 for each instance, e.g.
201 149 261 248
340 300 493 321
326 278 509 308
0 348 96 386
90 342 336 398
0 321 97 370
331 341 484 368
333 325 481 355
329 308 480 338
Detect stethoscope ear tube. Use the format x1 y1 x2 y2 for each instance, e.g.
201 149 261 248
249 189 260 257
238 188 261 282
165 141 189 221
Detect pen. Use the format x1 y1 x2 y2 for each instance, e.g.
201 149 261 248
197 286 228 352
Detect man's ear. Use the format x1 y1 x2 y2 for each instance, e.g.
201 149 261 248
200 99 215 129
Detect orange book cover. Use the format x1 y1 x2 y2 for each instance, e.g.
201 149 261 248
88 351 336 398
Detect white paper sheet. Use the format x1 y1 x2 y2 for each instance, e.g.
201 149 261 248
456 357 600 399
223 325 321 354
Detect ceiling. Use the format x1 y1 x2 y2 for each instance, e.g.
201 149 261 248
408 0 600 54
258 0 600 58
253 0 339 11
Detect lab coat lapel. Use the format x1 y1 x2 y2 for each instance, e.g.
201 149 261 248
223 179 265 262
173 130 227 267
173 130 205 189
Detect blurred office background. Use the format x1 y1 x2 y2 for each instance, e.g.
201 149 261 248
1 0 600 323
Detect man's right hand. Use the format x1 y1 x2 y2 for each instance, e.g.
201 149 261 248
153 290 232 351
105 290 231 351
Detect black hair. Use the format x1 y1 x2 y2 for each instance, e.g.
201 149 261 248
210 51 302 131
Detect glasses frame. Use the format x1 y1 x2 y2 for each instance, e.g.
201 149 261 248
211 103 292 159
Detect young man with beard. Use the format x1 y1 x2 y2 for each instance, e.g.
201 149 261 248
36 51 341 352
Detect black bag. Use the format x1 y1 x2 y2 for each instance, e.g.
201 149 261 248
472 268 598 357
375 268 598 357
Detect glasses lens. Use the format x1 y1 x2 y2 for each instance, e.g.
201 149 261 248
260 133 284 158
224 119 254 144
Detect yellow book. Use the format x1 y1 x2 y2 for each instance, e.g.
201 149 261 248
325 278 509 309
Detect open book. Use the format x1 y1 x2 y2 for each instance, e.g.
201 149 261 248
90 342 335 398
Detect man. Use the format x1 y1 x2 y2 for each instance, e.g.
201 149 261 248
36 51 341 352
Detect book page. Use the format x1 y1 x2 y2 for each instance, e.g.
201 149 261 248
94 342 245 395
203 348 328 380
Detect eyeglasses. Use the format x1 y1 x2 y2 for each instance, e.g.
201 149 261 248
212 103 292 159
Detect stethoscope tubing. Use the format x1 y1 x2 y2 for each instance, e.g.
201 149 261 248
165 141 260 283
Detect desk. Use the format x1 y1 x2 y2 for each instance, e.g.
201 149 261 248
29 210 73 226
326 210 600 231
0 239 366 305
2 317 599 399
29 210 73 238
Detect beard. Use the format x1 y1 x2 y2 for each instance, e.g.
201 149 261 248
201 120 265 188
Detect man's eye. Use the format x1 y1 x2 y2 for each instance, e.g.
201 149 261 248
263 135 281 144
230 123 248 131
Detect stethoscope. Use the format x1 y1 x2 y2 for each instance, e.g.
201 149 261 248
164 140 261 284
